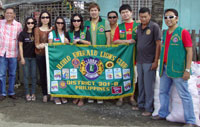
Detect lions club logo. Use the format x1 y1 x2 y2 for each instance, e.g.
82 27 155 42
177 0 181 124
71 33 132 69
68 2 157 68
80 57 104 80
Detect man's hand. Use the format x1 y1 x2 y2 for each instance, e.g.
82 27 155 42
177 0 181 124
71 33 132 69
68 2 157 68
151 61 158 70
20 58 25 65
182 71 190 80
127 39 136 44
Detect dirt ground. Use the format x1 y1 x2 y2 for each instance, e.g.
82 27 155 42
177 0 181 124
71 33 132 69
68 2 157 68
0 85 184 127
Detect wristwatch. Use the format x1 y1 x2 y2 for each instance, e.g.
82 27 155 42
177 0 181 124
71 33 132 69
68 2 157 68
185 69 190 73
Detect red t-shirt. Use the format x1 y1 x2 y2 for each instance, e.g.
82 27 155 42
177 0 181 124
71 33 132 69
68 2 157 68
113 22 134 41
164 29 192 63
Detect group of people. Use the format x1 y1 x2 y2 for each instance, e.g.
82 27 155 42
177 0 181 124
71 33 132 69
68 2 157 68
0 2 196 127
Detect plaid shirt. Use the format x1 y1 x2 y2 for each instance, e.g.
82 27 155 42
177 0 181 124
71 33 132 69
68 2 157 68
0 19 22 58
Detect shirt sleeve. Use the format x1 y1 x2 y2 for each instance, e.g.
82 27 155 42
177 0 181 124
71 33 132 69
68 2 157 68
153 23 161 41
182 29 192 47
113 26 120 41
86 30 91 42
105 20 111 32
48 32 53 40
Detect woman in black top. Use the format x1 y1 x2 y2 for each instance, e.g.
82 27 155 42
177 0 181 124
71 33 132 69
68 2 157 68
68 14 91 106
68 13 91 45
19 17 37 101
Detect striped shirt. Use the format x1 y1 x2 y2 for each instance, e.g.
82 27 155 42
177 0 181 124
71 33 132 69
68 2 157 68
0 19 22 58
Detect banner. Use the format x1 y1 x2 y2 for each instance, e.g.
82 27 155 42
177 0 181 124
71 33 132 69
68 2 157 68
46 44 135 99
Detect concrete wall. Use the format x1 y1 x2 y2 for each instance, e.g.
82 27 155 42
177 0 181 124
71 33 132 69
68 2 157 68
163 0 200 31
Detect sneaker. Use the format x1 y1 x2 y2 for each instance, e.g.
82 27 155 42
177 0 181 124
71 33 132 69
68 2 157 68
54 98 62 105
26 95 31 101
88 99 94 103
97 100 103 104
43 95 48 103
61 98 68 104
31 94 36 101
151 115 165 120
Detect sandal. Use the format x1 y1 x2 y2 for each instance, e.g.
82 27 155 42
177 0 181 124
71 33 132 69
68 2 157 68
61 98 68 104
43 95 48 103
132 106 139 111
116 100 123 106
142 111 152 116
54 98 61 105
77 99 84 106
73 99 79 104
130 99 137 106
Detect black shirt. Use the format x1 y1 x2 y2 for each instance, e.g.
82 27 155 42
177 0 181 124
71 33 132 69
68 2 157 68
18 31 36 58
69 30 91 44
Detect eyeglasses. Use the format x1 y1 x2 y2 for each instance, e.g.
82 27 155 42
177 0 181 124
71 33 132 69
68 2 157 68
108 16 117 19
164 15 176 20
56 22 64 25
41 16 50 19
27 22 34 25
72 19 81 22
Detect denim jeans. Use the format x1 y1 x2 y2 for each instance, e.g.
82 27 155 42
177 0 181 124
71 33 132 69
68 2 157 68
36 55 47 95
158 65 196 124
23 58 37 95
0 55 17 96
137 63 155 112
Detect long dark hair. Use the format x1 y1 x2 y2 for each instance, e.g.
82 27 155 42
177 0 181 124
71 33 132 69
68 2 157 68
38 11 51 29
23 17 36 33
54 16 67 38
70 13 84 32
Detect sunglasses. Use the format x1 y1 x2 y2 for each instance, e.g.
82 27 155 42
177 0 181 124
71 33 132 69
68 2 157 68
108 16 117 19
27 22 34 25
41 16 50 19
72 19 81 22
164 15 176 19
56 22 64 25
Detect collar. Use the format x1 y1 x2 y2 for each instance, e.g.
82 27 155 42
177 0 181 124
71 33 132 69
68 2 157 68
89 16 102 22
139 20 152 30
5 19 16 25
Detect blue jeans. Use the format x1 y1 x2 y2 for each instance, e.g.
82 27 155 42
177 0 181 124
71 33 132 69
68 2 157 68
158 65 196 124
0 55 17 96
23 58 36 95
137 63 155 112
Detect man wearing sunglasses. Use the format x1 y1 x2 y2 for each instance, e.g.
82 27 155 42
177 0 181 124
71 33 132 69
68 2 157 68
85 2 111 46
133 7 161 117
107 11 118 44
0 7 22 101
153 8 196 127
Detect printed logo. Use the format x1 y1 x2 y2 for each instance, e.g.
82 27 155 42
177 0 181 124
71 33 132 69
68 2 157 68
80 57 104 80
54 70 61 80
173 37 178 43
112 86 122 94
123 69 130 80
72 58 80 68
54 38 60 41
59 81 67 89
120 30 125 33
146 29 151 35
124 80 131 91
105 61 114 69
98 25 105 32
51 81 58 92
80 32 86 39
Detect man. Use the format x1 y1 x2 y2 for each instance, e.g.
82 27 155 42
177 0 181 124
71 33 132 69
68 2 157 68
107 11 118 44
85 2 111 45
133 7 161 116
152 8 196 127
0 7 22 101
84 2 111 104
113 4 139 106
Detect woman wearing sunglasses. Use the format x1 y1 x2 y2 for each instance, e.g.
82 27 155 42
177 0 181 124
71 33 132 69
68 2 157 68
48 16 70 104
68 13 91 45
19 17 37 101
34 11 52 103
68 14 91 106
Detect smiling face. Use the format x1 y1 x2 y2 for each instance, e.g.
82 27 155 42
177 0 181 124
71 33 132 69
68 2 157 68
26 18 35 30
120 9 132 22
5 8 15 22
56 18 64 30
90 7 100 19
72 16 81 29
164 11 178 28
41 13 50 25
108 13 118 25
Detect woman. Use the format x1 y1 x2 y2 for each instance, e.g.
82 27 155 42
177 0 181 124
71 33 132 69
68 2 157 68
68 14 91 106
19 17 37 101
34 11 52 102
48 16 69 104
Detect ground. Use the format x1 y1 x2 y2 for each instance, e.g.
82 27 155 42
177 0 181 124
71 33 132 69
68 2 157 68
0 85 184 127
